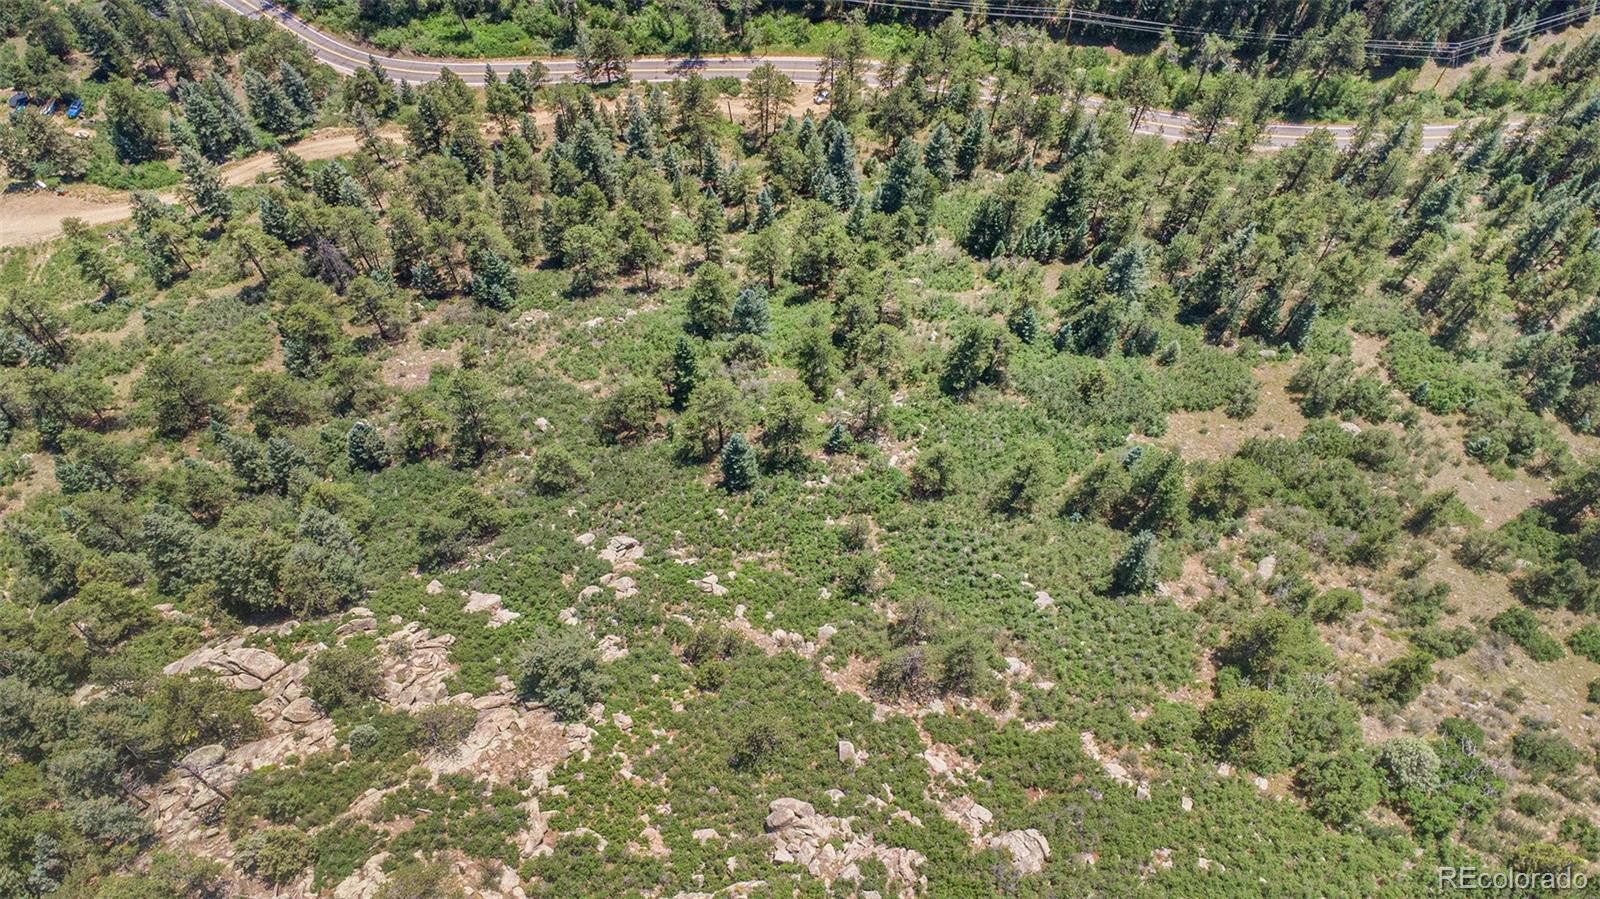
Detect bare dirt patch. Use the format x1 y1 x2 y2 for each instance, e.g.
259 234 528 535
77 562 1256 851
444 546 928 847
1161 361 1306 461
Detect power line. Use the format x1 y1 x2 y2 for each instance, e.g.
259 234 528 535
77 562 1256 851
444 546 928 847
795 0 1598 61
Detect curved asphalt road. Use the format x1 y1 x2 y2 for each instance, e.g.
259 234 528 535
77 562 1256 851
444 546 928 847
216 0 1469 150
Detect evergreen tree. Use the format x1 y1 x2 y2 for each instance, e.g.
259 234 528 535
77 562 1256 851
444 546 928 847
731 287 770 336
924 121 955 185
874 138 923 214
686 263 733 335
719 433 757 492
470 247 516 311
347 420 390 471
821 118 860 208
696 195 726 263
244 68 299 135
1111 530 1159 595
278 62 317 122
104 79 167 163
1103 242 1151 301
823 421 849 454
1008 303 1040 344
668 335 699 410
752 185 776 231
178 146 231 224
955 109 987 179
1283 299 1320 351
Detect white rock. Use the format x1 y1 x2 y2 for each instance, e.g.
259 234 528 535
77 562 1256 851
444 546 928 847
281 696 320 724
838 740 856 765
817 624 837 643
988 829 1050 876
1033 591 1055 612
691 573 728 596
1256 555 1277 580
576 532 596 547
426 579 445 595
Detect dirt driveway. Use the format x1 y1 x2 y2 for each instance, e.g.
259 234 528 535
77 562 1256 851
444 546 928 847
0 129 377 247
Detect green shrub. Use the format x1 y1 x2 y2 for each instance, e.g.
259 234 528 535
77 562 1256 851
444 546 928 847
305 645 384 713
414 704 478 753
1511 729 1583 781
514 628 606 721
235 827 314 885
1570 624 1600 663
1489 607 1564 662
1296 751 1380 828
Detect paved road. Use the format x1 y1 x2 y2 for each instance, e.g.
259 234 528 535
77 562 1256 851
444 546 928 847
218 0 1468 150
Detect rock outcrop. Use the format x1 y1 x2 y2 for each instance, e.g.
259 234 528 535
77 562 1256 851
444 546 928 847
463 590 521 628
988 829 1051 876
764 798 925 897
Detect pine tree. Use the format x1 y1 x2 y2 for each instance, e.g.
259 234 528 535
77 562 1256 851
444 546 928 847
470 247 516 311
1111 530 1159 595
924 122 955 185
347 420 390 471
1008 303 1040 344
1283 300 1320 351
272 145 311 191
1184 224 1255 314
696 195 725 264
686 263 733 335
719 433 757 492
822 119 860 209
179 146 231 224
278 61 317 124
731 287 770 336
874 137 923 214
1103 242 1151 301
955 109 987 179
823 421 849 454
669 335 699 410
258 191 298 244
751 184 776 231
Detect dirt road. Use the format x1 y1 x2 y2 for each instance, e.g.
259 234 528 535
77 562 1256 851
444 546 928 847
0 129 372 247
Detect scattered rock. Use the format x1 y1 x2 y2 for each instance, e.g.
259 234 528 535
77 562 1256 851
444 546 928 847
576 533 596 548
613 713 633 732
1256 555 1277 580
1181 795 1193 813
764 798 925 892
281 696 320 724
945 797 993 839
1033 591 1055 612
692 828 720 844
817 624 837 643
463 591 521 628
425 579 445 595
691 572 729 596
163 643 287 691
988 829 1050 876
838 740 858 766
1338 421 1361 435
598 535 645 567
597 634 629 663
